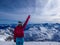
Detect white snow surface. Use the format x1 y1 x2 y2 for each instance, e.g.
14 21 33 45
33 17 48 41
0 41 60 45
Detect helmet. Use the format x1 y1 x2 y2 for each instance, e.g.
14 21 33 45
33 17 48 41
18 21 22 23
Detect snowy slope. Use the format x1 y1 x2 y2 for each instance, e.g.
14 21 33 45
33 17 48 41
0 41 60 45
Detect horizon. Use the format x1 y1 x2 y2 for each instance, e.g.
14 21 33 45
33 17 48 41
0 23 60 25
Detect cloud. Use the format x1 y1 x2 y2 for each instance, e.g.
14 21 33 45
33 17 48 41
34 0 60 23
0 0 36 24
0 0 60 24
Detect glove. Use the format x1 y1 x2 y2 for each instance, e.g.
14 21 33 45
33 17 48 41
14 40 16 42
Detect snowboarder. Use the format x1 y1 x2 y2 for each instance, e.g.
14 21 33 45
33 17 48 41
14 15 30 45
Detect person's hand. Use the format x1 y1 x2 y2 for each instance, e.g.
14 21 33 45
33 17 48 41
14 40 16 42
28 15 30 18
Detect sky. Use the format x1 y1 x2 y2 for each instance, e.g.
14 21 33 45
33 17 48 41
0 0 60 24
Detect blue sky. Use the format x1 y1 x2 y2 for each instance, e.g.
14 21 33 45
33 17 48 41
0 0 60 24
0 0 36 24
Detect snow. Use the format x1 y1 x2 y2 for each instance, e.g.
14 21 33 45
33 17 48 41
40 27 47 33
0 24 60 41
0 24 60 45
0 41 60 45
0 35 6 41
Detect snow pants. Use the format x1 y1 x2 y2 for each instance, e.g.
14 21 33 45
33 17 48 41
16 37 24 45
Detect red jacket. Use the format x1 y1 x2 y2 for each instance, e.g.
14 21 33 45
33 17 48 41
14 15 30 42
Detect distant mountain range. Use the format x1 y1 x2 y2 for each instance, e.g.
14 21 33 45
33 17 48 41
0 23 60 42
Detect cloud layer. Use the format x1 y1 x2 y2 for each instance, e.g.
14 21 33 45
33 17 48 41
0 0 60 24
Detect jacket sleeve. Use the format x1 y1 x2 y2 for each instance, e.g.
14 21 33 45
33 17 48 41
13 28 16 42
23 15 30 29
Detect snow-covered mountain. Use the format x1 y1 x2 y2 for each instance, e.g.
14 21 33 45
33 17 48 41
0 23 60 42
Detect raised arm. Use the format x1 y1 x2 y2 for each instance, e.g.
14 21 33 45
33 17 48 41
23 15 30 29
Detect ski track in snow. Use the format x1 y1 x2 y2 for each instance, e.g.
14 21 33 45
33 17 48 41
0 41 60 45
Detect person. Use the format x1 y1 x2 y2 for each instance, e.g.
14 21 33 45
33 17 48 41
14 15 30 45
